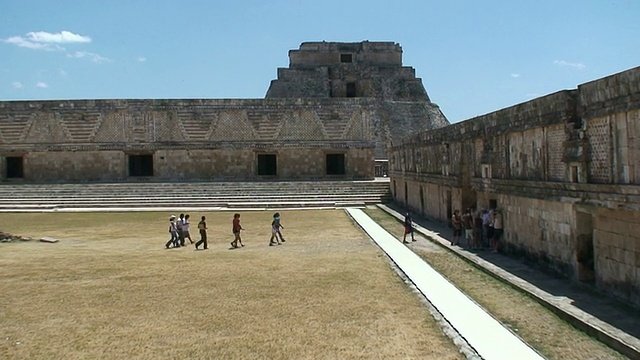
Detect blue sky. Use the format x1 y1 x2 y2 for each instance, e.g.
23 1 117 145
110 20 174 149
1 0 639 123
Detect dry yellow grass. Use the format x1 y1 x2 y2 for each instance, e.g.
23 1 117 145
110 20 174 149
364 207 626 360
0 210 463 359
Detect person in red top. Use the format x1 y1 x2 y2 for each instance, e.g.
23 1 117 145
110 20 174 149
231 213 244 248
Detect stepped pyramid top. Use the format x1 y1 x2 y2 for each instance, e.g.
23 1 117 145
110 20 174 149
289 41 403 68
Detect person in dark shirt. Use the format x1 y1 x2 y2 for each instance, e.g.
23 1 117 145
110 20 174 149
403 212 415 244
195 216 208 250
230 213 244 248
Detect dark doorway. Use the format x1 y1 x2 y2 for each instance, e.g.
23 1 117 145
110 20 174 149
326 154 345 175
404 182 408 206
393 180 396 199
420 186 425 215
340 53 352 63
489 199 498 210
576 211 595 283
128 154 154 177
258 154 277 176
6 156 24 178
446 190 452 221
346 82 356 97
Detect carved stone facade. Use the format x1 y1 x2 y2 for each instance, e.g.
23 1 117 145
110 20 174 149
389 66 640 306
0 99 376 181
0 41 447 182
266 41 449 158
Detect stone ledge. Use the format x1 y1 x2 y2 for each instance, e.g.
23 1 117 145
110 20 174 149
471 178 640 211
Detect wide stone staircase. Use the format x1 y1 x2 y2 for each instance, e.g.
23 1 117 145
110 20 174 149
0 179 391 212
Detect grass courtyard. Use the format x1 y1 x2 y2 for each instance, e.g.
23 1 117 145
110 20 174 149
0 210 462 359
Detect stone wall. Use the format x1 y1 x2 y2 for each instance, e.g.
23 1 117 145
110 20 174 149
0 98 376 181
389 65 640 305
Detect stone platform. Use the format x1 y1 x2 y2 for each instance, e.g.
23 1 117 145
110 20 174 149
0 179 391 212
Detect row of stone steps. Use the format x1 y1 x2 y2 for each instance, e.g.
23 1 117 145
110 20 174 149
0 180 391 211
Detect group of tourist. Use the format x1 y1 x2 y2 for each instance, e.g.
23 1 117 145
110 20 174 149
164 212 286 250
165 213 209 249
402 207 504 253
450 207 503 252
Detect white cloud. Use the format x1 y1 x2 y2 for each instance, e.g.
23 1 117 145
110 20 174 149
510 73 521 78
12 81 24 89
67 51 111 63
3 30 91 51
554 60 586 70
138 57 147 62
36 82 49 88
3 36 63 51
26 30 91 44
59 69 68 76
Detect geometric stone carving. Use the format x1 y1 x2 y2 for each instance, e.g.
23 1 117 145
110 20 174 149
0 113 33 144
211 110 257 141
56 111 103 142
247 110 283 140
278 110 326 141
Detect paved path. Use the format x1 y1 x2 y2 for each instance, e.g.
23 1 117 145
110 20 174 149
346 208 544 360
378 203 640 360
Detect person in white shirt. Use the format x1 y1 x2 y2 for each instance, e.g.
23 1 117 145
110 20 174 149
183 214 194 244
491 209 504 253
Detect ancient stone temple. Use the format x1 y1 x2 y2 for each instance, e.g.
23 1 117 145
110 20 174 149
0 41 447 182
389 66 640 306
267 41 449 159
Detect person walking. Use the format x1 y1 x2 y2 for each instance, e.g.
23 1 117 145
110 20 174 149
269 212 285 246
165 215 179 249
230 213 244 248
176 213 185 246
195 216 208 250
183 214 194 244
403 212 415 244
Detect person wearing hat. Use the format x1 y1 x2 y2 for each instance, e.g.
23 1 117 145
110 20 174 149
165 215 180 249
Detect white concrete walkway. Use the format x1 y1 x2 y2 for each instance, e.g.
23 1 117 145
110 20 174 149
346 208 544 360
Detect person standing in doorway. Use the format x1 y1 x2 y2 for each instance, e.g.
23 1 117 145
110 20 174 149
491 209 504 253
195 216 208 250
231 213 244 248
403 212 415 244
451 210 462 246
482 208 492 250
461 208 473 248
472 207 483 250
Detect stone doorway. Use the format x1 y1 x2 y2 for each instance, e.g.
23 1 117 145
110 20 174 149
404 182 408 206
257 154 277 176
576 211 595 283
128 154 153 177
419 186 425 215
445 190 452 221
5 156 24 178
326 154 345 175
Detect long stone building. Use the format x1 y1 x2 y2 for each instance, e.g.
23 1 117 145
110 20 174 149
0 41 448 182
389 66 640 306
